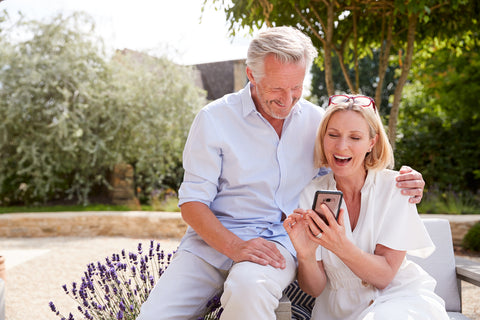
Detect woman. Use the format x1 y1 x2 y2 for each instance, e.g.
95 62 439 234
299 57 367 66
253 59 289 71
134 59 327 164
284 95 449 320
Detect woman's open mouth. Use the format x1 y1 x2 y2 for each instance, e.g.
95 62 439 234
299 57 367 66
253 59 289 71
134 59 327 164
334 154 352 165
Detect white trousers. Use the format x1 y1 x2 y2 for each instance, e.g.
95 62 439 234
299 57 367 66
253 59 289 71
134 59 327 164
137 242 296 320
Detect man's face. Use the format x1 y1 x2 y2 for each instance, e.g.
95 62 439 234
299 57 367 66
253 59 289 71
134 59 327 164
248 54 306 122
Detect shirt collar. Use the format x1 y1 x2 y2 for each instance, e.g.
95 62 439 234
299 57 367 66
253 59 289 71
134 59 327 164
241 83 257 117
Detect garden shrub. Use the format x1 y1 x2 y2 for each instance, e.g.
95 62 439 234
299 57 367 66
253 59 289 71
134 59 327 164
395 47 480 199
462 222 480 252
0 12 205 205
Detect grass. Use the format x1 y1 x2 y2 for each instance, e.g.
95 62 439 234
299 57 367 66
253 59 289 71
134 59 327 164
418 189 480 215
2 190 478 215
0 197 181 214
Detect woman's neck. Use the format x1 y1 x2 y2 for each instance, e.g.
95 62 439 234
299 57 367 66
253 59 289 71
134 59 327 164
334 169 368 196
334 169 368 231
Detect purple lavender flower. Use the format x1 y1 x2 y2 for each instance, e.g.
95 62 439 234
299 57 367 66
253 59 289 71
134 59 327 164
131 265 137 277
50 241 178 320
72 282 77 297
119 300 126 312
84 310 93 320
49 301 58 314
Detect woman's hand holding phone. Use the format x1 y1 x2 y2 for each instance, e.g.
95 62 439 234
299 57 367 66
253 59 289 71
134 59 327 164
306 203 337 239
306 205 350 256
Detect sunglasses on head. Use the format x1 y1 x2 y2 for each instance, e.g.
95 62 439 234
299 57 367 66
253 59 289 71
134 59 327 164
328 95 376 111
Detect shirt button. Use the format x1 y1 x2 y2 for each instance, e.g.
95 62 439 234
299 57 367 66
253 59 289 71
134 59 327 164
369 299 374 306
361 280 369 287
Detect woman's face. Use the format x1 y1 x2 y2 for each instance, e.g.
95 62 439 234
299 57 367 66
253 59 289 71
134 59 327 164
323 110 377 179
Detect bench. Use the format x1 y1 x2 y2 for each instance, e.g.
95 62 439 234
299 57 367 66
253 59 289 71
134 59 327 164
276 218 480 320
0 279 4 320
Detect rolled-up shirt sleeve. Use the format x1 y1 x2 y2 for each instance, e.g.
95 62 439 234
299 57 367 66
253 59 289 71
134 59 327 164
178 108 221 207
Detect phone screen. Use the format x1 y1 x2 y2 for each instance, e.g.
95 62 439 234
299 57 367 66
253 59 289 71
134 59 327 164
312 190 343 226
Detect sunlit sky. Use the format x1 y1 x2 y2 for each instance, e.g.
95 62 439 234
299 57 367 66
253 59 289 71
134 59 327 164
1 0 255 65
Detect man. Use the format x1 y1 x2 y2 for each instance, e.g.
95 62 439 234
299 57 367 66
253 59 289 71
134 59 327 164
138 26 425 320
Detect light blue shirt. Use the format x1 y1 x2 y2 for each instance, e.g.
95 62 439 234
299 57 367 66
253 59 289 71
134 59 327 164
178 83 325 269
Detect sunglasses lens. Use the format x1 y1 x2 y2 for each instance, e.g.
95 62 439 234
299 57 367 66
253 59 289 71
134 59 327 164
353 97 372 106
329 95 375 110
330 95 349 104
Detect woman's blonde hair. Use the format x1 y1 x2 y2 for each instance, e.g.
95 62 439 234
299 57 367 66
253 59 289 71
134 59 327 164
314 97 394 171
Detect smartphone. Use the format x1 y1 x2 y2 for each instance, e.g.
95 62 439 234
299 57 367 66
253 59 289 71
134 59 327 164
312 190 343 227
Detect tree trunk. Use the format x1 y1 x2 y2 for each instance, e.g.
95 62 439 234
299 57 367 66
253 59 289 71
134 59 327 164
353 8 359 93
375 12 394 112
335 48 356 93
388 13 417 150
324 1 335 96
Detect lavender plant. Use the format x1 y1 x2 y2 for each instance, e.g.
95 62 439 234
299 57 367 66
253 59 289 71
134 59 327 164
49 240 172 320
198 294 223 320
49 240 223 320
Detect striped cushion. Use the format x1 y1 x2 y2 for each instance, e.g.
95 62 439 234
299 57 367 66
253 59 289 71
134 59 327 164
283 280 314 320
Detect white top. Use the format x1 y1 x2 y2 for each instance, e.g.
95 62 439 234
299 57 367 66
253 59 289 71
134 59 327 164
299 170 448 320
178 83 325 269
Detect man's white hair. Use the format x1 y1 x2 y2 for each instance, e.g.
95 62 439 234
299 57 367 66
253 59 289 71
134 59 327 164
246 26 318 81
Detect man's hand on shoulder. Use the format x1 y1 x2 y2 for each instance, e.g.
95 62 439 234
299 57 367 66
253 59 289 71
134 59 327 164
396 165 425 204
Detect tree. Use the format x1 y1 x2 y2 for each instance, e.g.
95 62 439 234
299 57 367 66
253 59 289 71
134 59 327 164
109 49 205 200
0 12 205 205
207 0 478 149
396 39 480 195
310 50 398 116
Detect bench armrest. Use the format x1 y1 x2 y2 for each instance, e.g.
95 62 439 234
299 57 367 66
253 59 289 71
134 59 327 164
275 294 292 320
456 256 480 287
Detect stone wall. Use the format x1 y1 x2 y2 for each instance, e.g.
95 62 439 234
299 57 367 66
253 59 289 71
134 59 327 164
0 211 187 239
0 212 478 247
421 214 480 246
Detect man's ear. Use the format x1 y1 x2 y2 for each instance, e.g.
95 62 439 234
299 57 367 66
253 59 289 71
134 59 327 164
246 66 256 86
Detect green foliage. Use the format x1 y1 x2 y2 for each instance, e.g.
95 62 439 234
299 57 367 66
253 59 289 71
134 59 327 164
209 0 479 149
0 12 205 205
417 188 480 215
108 50 204 202
147 191 180 212
0 204 132 214
462 222 480 252
395 41 480 200
310 50 398 115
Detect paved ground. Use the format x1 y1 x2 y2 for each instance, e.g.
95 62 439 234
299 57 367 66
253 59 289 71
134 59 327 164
1 236 480 319
1 236 181 320
0 212 478 320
